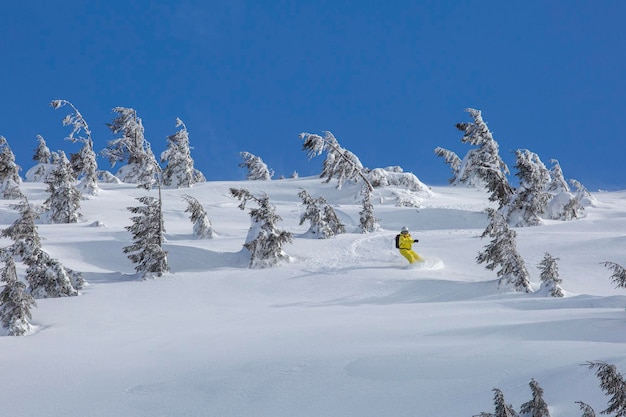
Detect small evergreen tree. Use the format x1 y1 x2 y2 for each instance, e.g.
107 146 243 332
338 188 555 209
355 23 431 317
123 195 169 278
538 253 564 297
0 136 23 199
2 199 82 299
546 159 570 193
298 189 345 238
519 379 550 417
1 198 41 261
27 135 55 182
239 151 273 181
570 179 595 207
230 188 292 268
447 109 513 208
0 255 36 336
51 99 99 195
358 186 380 233
182 194 214 239
26 250 78 298
43 151 82 223
586 361 626 417
601 261 626 288
161 118 206 188
575 401 596 417
479 388 518 417
477 208 532 293
507 149 551 227
33 134 52 164
102 107 159 185
494 388 519 417
299 131 374 192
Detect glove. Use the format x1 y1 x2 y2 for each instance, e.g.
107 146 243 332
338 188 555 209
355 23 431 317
413 239 419 243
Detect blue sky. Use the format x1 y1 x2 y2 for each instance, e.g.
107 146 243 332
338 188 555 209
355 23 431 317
1 1 624 190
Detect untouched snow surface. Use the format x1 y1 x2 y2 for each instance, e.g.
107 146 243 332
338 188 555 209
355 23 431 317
1 177 626 417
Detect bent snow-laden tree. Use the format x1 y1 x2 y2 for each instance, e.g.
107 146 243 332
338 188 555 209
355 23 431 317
161 118 206 188
586 361 626 417
51 99 99 196
102 107 159 185
546 159 570 193
538 253 564 297
182 194 214 239
519 379 550 417
239 151 273 181
230 188 292 268
0 255 36 336
575 401 596 417
477 208 532 293
43 151 82 224
476 388 519 417
124 195 169 279
434 147 462 184
601 261 626 288
0 136 24 199
437 109 513 208
298 189 345 239
299 131 373 192
506 149 551 227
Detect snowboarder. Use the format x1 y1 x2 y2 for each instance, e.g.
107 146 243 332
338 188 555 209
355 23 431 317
396 226 423 264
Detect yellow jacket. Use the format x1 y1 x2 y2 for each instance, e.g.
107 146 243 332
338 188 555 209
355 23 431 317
398 233 415 250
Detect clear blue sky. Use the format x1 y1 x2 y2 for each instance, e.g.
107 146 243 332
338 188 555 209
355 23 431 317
1 1 624 190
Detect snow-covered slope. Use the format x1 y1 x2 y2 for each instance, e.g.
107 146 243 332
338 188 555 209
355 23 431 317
1 177 625 417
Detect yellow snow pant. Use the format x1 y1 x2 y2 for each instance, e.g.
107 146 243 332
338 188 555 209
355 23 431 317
400 248 423 264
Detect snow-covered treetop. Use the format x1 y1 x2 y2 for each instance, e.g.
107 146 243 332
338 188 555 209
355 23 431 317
50 99 92 144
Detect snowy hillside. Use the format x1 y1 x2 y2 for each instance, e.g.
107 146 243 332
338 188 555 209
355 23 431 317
1 176 626 417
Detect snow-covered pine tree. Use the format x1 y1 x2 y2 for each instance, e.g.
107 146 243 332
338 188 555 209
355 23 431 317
26 135 55 182
491 388 519 417
51 99 99 196
1 198 41 261
239 151 273 181
538 253 563 297
477 208 532 293
1 198 81 298
0 254 36 336
297 189 345 238
0 136 24 199
33 134 52 164
450 109 513 208
123 195 169 279
299 131 374 192
161 118 206 188
182 194 214 239
570 179 595 207
519 379 551 417
546 159 570 193
359 186 380 233
43 151 82 223
507 149 551 227
601 261 626 288
26 250 78 298
230 188 292 268
434 147 462 184
102 107 159 185
586 361 626 417
575 401 596 417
